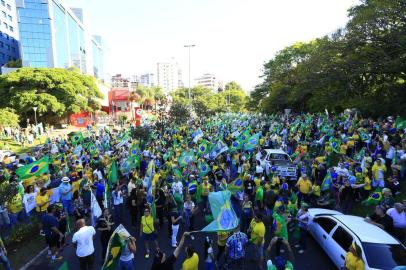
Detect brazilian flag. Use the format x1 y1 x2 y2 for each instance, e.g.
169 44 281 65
178 151 196 167
202 191 239 232
102 225 130 270
239 129 251 142
228 178 243 194
87 143 98 156
198 140 209 156
199 161 211 177
329 138 341 154
321 172 332 191
120 156 141 174
244 133 260 151
16 155 50 180
70 132 84 146
108 161 118 185
362 189 382 206
188 181 198 195
229 139 243 153
129 144 140 157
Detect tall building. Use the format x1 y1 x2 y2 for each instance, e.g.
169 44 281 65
157 58 183 93
132 72 155 88
0 0 20 67
16 0 104 79
195 73 219 92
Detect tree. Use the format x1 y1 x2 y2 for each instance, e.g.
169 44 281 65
0 108 19 128
253 0 406 117
169 101 191 124
0 68 104 123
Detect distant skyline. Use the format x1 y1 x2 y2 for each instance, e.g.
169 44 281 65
66 0 360 91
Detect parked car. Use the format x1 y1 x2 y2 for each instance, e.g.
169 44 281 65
307 208 406 270
261 149 297 181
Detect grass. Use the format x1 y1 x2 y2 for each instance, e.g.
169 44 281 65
0 136 46 154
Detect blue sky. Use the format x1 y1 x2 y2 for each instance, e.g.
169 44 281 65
67 0 359 91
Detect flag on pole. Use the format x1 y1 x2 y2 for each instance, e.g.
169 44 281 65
202 190 239 232
129 144 140 157
198 161 211 177
321 171 332 191
101 225 130 270
108 161 118 185
91 192 102 219
70 132 84 146
16 155 50 180
198 140 209 156
244 133 260 151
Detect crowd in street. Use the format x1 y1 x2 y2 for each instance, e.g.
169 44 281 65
0 112 406 270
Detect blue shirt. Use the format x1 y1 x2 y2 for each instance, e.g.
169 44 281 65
96 182 105 198
226 232 248 260
42 214 58 237
58 183 72 201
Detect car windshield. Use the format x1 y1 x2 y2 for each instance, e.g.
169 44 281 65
267 153 290 161
362 242 406 270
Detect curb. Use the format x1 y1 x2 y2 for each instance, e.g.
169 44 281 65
19 247 48 270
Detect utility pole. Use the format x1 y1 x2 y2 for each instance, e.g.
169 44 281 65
184 44 195 100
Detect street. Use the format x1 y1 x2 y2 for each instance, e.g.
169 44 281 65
24 205 337 270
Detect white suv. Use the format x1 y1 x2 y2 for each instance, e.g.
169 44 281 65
307 208 406 270
261 149 297 181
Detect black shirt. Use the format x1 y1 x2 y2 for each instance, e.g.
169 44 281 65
244 179 255 195
151 254 177 270
369 213 394 233
171 210 181 225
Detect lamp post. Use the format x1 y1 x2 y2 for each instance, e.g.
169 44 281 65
184 44 195 100
33 107 38 126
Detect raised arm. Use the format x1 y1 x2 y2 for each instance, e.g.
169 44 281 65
174 232 189 258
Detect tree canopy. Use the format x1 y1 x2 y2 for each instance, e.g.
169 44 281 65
0 68 104 123
0 108 19 128
250 0 406 117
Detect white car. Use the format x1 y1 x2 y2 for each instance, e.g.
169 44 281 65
261 149 297 181
308 208 406 270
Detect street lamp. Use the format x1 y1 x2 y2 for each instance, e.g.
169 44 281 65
33 107 38 126
184 44 195 100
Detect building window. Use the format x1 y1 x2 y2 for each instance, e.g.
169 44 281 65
0 1 4 7
6 4 10 11
6 44 9 51
0 41 3 47
0 52 4 59
11 47 15 52
7 15 11 21
3 22 7 29
9 26 12 32
8 55 11 61
2 11 5 18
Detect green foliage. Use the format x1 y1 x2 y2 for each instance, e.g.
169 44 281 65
5 59 22 68
135 85 164 108
0 181 18 206
171 84 248 116
252 0 406 117
0 68 104 122
0 108 19 128
4 218 40 246
169 101 191 124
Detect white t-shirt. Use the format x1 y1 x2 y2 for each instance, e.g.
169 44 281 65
72 226 96 257
113 191 123 205
184 201 195 211
387 208 406 229
172 182 183 194
206 246 213 263
255 165 264 174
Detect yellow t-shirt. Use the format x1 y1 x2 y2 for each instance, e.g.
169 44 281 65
312 185 321 197
251 220 266 245
8 194 23 214
202 183 211 196
217 232 229 247
340 144 348 155
297 178 312 194
344 252 365 270
182 253 199 270
271 176 280 186
364 176 371 191
36 194 49 212
141 215 154 234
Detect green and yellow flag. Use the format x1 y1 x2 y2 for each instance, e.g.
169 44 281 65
70 132 84 146
108 160 118 185
102 225 130 270
202 191 238 232
16 155 49 180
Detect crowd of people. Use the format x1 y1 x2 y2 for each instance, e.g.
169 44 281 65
0 112 406 270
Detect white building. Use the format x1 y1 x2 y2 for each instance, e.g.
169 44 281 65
195 73 219 92
134 73 156 88
157 58 183 93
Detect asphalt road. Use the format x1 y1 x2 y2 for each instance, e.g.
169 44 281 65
23 204 337 270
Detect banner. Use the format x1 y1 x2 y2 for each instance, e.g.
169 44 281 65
23 192 37 213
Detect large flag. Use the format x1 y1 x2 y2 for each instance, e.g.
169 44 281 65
321 171 332 191
70 132 84 146
229 138 243 153
198 140 209 156
120 156 141 174
202 191 239 232
108 161 118 185
102 225 130 270
239 129 251 142
228 177 243 194
129 144 140 157
178 151 196 167
362 189 382 206
16 155 49 180
198 161 211 177
244 133 260 151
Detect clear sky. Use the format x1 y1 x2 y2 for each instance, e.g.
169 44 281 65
66 0 359 91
